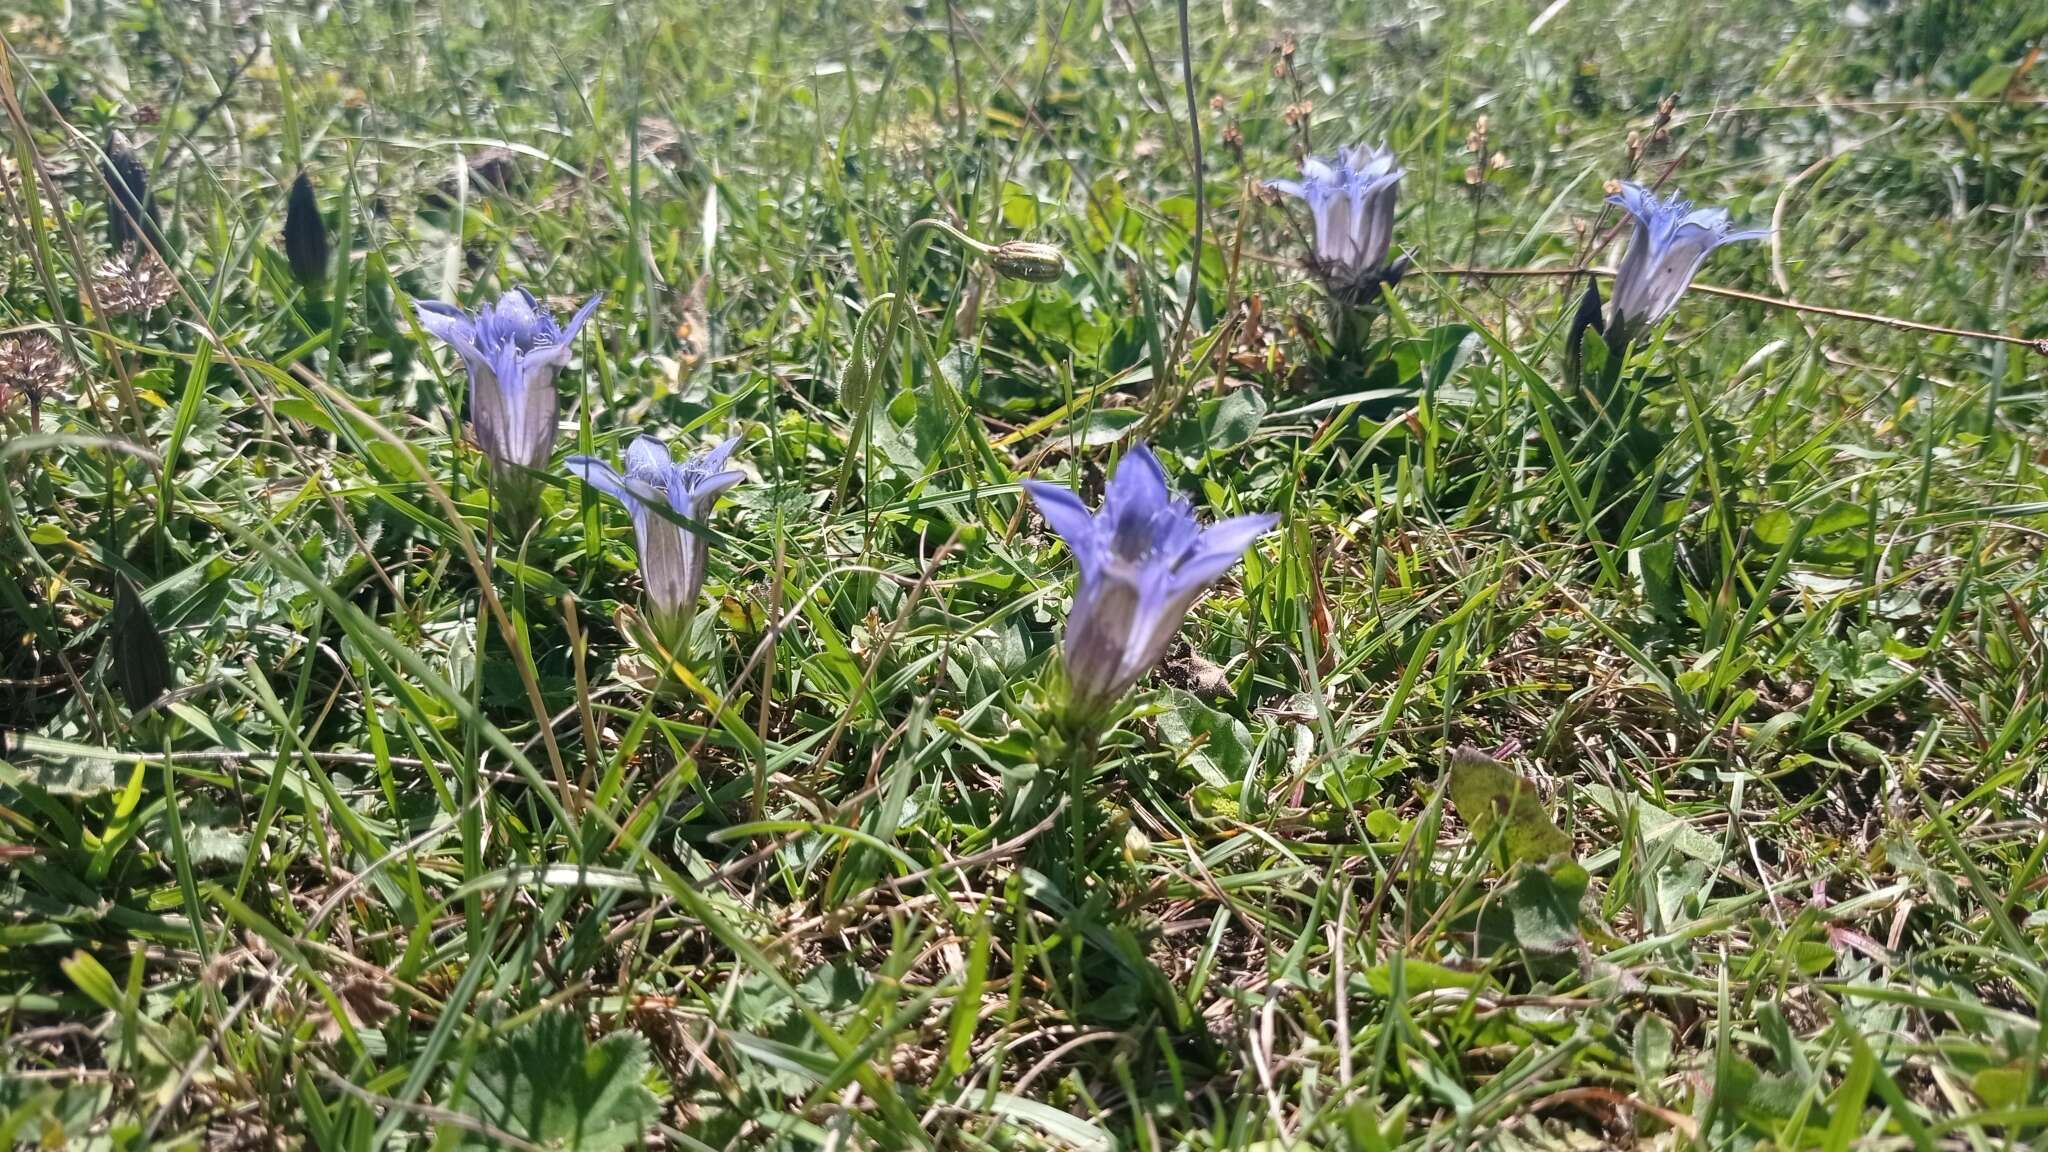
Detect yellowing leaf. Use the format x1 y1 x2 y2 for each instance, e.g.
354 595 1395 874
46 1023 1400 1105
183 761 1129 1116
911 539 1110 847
1447 746 1571 866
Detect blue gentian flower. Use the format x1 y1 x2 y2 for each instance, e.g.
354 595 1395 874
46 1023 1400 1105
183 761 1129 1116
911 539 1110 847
415 288 602 492
1022 443 1277 718
1605 181 1768 343
565 434 745 642
1269 142 1405 290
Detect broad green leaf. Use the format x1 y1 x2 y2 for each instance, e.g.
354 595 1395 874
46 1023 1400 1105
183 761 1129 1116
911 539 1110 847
1360 959 1486 996
1972 1065 2029 1110
1447 747 1571 866
456 1011 659 1151
1506 860 1587 954
1582 783 1720 864
1158 689 1254 787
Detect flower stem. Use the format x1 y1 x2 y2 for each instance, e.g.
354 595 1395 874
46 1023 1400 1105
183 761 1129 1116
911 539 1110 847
1064 721 1101 890
832 218 989 510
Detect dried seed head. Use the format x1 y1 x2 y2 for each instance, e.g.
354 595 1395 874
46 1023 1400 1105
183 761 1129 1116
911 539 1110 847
1466 116 1490 154
953 268 984 333
0 331 76 417
672 274 710 368
93 248 177 316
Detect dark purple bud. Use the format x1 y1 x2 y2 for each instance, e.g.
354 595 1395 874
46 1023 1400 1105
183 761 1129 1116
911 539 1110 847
1565 276 1608 385
284 170 330 289
110 574 171 714
100 133 157 252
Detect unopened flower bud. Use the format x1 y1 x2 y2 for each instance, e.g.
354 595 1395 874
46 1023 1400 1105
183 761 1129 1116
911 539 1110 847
284 171 331 289
101 132 157 252
989 240 1064 283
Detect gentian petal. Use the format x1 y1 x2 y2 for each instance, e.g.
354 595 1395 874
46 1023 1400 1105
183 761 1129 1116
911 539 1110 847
569 430 748 643
1278 143 1404 283
695 434 744 474
415 300 479 357
1172 513 1280 591
1609 214 1659 330
1606 181 1764 336
1113 562 1207 698
626 435 673 480
1063 565 1142 708
1023 481 1097 549
471 363 513 464
1103 442 1170 524
503 372 557 469
635 510 694 631
1028 444 1272 718
1149 498 1202 560
1024 480 1104 584
492 287 543 335
565 455 632 505
684 470 747 512
559 292 603 343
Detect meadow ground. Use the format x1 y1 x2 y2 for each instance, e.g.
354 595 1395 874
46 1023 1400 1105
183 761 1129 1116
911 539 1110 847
3 0 2048 1147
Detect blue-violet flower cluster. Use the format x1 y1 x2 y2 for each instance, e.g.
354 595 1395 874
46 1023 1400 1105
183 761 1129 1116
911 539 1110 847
1269 143 1405 295
567 434 746 643
416 288 602 506
1023 443 1276 720
1605 181 1768 345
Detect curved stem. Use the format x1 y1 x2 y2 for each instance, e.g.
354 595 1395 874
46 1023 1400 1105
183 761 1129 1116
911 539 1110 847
832 218 994 511
1164 0 1205 388
1428 265 2047 353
